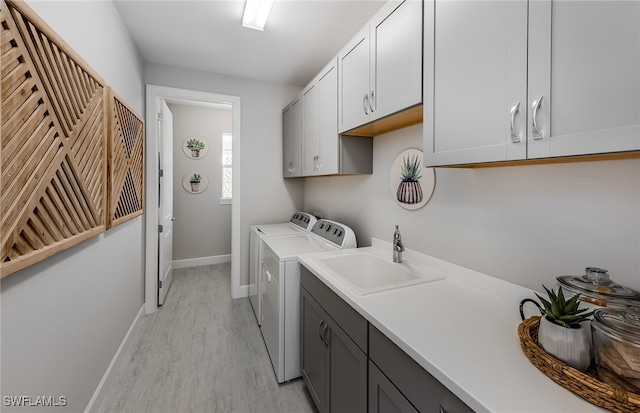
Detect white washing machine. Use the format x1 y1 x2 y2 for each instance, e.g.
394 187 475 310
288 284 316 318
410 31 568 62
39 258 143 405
249 212 317 325
260 219 357 383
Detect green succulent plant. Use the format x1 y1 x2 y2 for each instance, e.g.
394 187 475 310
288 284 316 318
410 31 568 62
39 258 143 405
190 173 201 182
186 138 205 151
400 155 422 182
535 285 593 329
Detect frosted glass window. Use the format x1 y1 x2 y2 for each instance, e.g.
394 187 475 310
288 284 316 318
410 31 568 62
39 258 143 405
222 133 232 200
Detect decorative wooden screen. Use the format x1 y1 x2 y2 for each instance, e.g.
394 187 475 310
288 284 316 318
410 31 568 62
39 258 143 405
107 89 144 228
1 0 109 278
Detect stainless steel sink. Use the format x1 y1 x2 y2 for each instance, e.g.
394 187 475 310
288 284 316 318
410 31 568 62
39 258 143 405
318 252 445 295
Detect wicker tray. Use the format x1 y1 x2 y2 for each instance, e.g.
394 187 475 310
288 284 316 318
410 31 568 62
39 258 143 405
518 316 640 412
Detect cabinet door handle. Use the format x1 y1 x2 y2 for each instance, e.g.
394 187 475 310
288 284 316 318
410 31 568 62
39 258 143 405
532 96 544 140
363 93 369 115
369 90 375 112
265 269 272 283
316 155 321 171
318 320 325 341
322 324 329 346
510 102 521 143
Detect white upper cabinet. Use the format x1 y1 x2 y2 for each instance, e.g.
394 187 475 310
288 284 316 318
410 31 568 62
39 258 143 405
283 96 302 178
423 0 527 166
424 0 640 167
527 0 640 159
339 0 423 134
302 59 340 176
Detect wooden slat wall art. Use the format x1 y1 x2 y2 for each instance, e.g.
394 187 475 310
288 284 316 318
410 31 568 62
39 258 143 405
107 88 144 228
1 0 109 278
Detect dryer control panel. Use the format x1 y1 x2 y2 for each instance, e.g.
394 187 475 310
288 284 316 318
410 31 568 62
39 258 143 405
311 219 357 249
289 212 317 231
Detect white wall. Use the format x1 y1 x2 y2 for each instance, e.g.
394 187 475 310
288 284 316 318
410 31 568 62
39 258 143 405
304 124 640 293
1 1 145 412
145 63 304 285
169 104 232 260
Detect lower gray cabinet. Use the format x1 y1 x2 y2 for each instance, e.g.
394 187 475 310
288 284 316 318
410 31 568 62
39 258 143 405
369 325 474 413
300 268 368 413
369 361 418 413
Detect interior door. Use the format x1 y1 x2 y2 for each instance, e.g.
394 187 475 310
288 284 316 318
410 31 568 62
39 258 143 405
158 100 174 305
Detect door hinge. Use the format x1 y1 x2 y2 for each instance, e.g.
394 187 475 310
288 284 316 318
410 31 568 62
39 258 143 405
158 280 163 288
158 112 163 121
158 224 163 233
159 168 164 177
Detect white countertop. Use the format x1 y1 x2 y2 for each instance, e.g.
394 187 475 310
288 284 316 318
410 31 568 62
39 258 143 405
297 239 604 413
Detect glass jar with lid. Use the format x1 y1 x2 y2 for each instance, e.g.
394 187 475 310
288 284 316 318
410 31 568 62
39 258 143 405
556 267 640 309
591 306 640 393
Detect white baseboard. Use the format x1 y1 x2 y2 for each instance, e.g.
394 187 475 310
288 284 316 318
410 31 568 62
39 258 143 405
232 283 250 299
85 305 145 413
173 254 231 269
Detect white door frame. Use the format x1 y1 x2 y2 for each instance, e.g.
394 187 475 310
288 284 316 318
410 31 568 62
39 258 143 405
145 85 242 315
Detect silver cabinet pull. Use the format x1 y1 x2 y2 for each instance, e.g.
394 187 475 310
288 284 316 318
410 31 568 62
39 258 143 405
363 93 369 115
532 96 544 140
318 320 325 341
369 90 375 112
288 161 294 173
316 155 321 171
322 323 329 346
510 102 521 143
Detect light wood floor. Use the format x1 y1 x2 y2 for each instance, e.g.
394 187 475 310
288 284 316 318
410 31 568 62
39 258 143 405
99 263 315 413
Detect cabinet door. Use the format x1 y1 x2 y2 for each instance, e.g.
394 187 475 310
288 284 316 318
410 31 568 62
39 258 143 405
302 82 319 176
528 0 640 159
317 61 339 175
369 361 418 413
338 26 371 133
326 317 367 413
283 97 302 177
423 0 528 166
301 288 328 412
370 0 422 121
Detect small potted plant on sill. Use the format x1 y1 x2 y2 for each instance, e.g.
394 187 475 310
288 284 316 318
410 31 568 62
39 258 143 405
186 138 205 158
190 173 201 192
535 285 594 372
396 154 423 204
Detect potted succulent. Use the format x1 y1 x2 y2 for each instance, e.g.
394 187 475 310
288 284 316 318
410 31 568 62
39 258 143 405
186 138 205 158
396 154 423 204
535 285 594 371
190 173 201 192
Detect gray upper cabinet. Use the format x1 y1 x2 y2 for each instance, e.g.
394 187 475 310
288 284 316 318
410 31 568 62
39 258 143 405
283 96 302 178
302 59 340 176
527 0 640 159
424 0 640 167
338 0 423 134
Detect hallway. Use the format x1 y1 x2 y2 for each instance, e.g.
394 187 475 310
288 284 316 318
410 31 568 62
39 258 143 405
100 264 314 413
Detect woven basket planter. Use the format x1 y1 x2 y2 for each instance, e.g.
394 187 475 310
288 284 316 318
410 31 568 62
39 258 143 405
518 316 640 412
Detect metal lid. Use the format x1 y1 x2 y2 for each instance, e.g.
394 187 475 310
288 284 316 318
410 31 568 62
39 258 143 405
592 306 640 346
557 267 640 308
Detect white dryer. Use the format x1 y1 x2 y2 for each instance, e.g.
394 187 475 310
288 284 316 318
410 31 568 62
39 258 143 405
260 219 357 383
249 212 317 324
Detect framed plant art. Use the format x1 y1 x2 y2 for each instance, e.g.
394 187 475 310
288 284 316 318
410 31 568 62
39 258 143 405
183 137 208 159
389 149 436 211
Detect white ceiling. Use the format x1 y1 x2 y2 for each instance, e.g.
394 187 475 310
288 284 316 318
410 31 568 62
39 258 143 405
114 0 387 87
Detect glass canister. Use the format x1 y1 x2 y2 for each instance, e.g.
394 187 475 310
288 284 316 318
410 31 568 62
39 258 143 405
591 307 640 393
557 267 640 309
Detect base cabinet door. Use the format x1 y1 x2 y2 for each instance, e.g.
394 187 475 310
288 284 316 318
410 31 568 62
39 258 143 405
301 278 368 413
301 288 328 412
327 318 367 413
369 361 418 413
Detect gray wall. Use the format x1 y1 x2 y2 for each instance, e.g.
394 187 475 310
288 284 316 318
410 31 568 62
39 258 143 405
1 1 145 412
304 124 640 293
145 63 304 285
169 104 233 260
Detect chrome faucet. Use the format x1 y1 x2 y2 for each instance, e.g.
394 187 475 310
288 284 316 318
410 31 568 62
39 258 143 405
393 225 405 263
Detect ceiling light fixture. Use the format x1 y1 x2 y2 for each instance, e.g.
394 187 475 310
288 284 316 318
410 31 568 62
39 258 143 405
242 0 275 31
